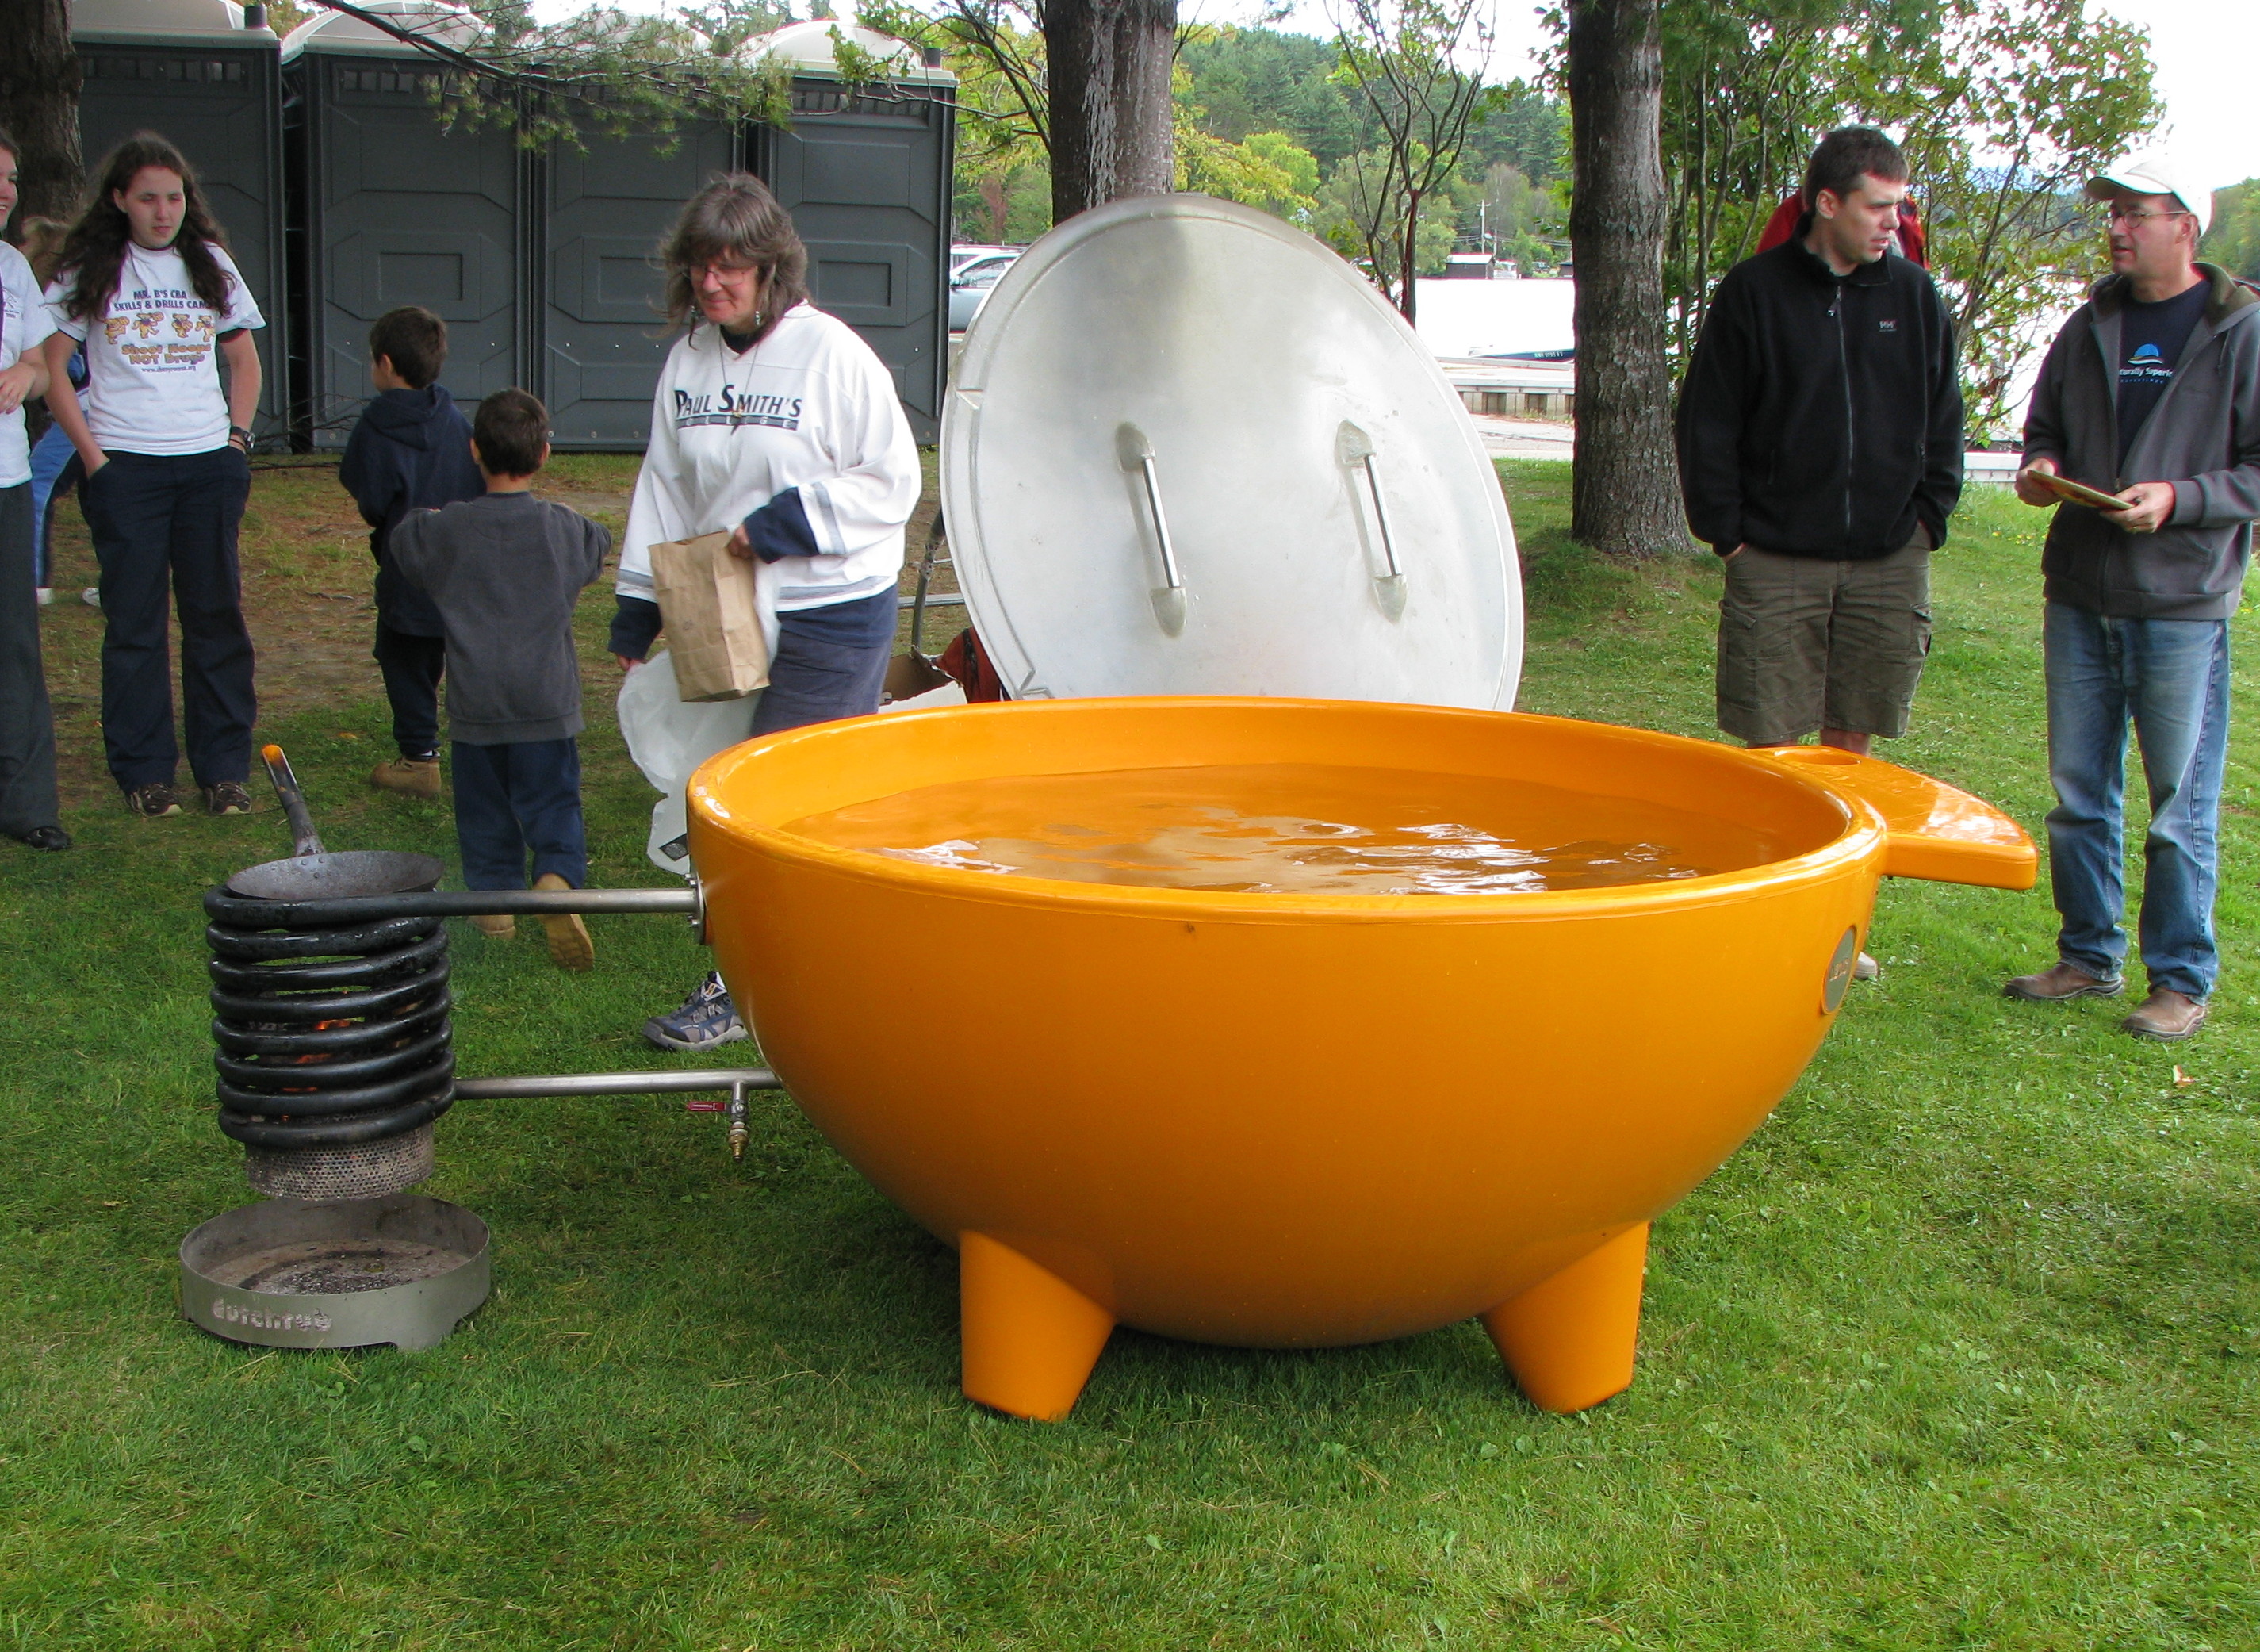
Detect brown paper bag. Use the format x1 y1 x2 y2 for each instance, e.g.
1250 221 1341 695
649 531 769 702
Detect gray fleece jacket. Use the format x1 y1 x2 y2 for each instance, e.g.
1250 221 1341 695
2023 263 2260 620
391 493 611 745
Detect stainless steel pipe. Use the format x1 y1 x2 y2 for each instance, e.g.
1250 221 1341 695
205 884 701 930
453 1068 779 1099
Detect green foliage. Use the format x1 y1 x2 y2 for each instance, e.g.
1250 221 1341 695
1653 0 2161 443
1316 147 1457 280
1480 159 1565 274
1178 125 1321 226
389 0 806 151
1178 25 1372 170
1328 0 1505 316
2201 178 2260 282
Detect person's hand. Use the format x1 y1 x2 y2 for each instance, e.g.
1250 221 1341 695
2110 481 2177 535
2013 454 2060 508
1725 542 1749 558
615 654 643 673
0 361 35 415
82 449 109 477
725 523 755 560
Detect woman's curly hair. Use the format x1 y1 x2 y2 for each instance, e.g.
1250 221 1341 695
657 173 808 341
55 132 236 322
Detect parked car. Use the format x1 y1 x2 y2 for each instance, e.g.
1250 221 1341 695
949 250 1020 332
951 243 1013 275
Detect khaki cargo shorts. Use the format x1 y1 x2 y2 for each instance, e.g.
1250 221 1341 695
1715 530 1932 746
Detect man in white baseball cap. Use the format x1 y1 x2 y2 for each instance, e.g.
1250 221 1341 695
2085 153 2213 237
2008 152 2260 1041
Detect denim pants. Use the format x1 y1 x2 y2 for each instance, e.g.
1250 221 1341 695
749 588 898 737
79 447 257 792
451 737 587 891
2042 602 2231 999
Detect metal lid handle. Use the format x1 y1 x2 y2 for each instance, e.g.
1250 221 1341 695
1339 422 1407 622
1117 423 1187 636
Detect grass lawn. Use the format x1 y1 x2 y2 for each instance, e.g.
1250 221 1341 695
1 457 2254 1650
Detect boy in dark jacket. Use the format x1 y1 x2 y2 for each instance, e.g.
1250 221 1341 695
393 389 610 970
339 306 485 799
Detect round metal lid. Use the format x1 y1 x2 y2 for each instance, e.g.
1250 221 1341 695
941 194 1523 708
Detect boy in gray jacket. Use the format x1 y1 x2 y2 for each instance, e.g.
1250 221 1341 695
2009 155 2260 1041
392 389 611 971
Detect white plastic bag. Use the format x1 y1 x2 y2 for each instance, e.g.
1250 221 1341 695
615 650 762 876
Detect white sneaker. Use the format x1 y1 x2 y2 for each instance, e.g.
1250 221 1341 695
35 587 52 606
81 588 101 609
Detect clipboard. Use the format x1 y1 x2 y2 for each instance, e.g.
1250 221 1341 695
2032 470 2131 511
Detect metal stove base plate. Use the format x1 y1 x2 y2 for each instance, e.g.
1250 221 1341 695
180 1194 489 1352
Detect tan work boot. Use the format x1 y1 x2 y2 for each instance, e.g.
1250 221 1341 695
534 872 594 971
470 913 516 941
2002 961 2123 1002
2120 988 2206 1042
371 756 442 798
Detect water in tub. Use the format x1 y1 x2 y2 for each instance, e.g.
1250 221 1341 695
787 765 1794 895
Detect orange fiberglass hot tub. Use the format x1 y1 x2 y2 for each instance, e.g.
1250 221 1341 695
687 698 2033 1421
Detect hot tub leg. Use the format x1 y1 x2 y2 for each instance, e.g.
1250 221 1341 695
959 1232 1114 1421
1480 1223 1649 1413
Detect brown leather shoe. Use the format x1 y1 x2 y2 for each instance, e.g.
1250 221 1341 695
2003 961 2123 1002
370 756 442 799
2120 988 2206 1042
469 913 515 941
534 872 594 971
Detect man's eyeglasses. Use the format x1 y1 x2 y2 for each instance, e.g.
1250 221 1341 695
2094 205 2192 229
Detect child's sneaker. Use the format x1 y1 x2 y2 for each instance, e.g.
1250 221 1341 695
644 971 747 1051
370 755 442 798
202 781 254 816
532 872 594 971
124 783 182 818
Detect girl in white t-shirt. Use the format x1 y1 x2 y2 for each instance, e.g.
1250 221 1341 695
0 127 66 852
42 132 265 820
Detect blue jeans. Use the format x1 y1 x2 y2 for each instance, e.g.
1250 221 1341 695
2042 603 2231 999
749 588 897 736
451 737 587 891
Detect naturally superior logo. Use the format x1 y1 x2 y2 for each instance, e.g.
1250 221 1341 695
2123 340 2174 385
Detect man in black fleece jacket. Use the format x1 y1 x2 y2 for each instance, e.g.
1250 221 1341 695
1676 126 1963 757
338 307 484 797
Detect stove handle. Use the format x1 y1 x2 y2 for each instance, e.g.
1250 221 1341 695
1339 422 1407 621
1116 424 1187 636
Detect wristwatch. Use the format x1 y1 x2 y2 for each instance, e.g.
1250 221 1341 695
228 424 252 450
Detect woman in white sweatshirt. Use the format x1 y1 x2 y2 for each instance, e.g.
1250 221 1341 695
611 174 921 1051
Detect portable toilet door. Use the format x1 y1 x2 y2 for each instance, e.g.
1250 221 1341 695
539 113 745 450
745 23 955 443
71 0 288 439
280 1 521 449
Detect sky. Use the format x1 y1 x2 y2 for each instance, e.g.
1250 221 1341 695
531 0 2260 194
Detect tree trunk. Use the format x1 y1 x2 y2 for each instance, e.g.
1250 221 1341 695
1042 0 1174 224
0 0 85 235
1565 0 1685 558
